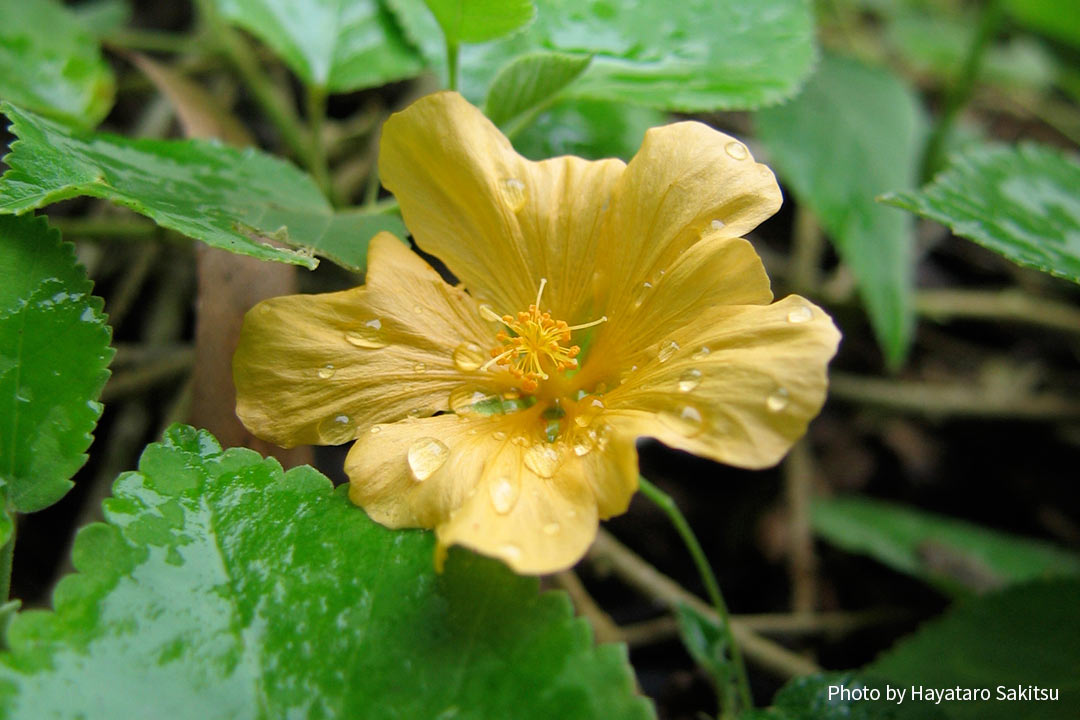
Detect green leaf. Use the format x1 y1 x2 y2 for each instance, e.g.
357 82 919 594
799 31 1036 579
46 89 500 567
389 0 815 111
0 0 116 128
0 103 406 271
485 51 591 127
71 0 133 39
511 99 667 161
0 425 655 720
0 215 113 513
424 0 535 45
675 603 736 712
742 672 937 720
1004 0 1080 49
757 55 925 368
867 579 1080 720
812 497 1080 597
882 143 1080 285
212 0 423 91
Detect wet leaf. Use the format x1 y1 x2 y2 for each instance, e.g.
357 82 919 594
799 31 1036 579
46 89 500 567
0 215 113 515
0 425 655 720
0 0 115 128
212 0 423 91
0 103 405 271
868 579 1080 720
757 55 925 368
882 142 1080 285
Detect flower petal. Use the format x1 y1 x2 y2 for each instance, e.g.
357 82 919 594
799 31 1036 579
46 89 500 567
346 412 639 574
594 121 782 324
234 233 501 447
379 91 625 321
600 296 841 469
578 232 773 388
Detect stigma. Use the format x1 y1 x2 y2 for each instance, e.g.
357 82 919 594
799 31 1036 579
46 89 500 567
482 279 606 392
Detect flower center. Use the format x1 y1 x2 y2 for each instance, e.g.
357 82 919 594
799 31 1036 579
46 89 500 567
482 279 605 393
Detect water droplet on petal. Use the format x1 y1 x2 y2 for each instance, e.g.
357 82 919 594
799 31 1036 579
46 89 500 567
493 430 508 441
766 388 790 412
524 444 561 478
659 405 704 437
413 362 427 373
490 477 518 514
412 304 423 315
449 386 498 414
452 342 485 371
710 219 726 231
344 319 387 349
691 346 712 360
633 281 653 309
370 426 381 434
407 437 449 481
725 141 748 160
317 364 336 379
499 543 522 562
678 368 702 392
572 437 593 456
787 305 813 324
318 414 355 444
543 522 561 535
574 395 605 427
501 177 527 211
658 340 680 363
511 434 529 447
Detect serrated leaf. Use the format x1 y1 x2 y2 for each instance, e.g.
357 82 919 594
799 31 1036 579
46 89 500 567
757 55 925 368
212 0 423 91
882 142 1080 285
0 215 113 513
0 103 406 272
425 0 535 45
812 497 1080 597
388 0 815 111
512 98 667 161
0 425 655 720
867 579 1080 720
485 51 590 127
0 0 116 128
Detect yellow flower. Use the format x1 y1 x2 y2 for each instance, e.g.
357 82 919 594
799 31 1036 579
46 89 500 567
233 91 840 575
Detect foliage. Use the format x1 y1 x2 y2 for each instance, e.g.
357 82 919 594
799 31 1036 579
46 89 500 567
0 426 653 720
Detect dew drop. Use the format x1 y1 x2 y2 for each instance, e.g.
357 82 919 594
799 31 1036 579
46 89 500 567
632 281 653 309
412 304 423 315
786 305 813 324
511 434 530 448
766 387 790 413
317 364 336 379
691 346 712 360
490 477 518 514
573 395 605 427
725 141 748 160
407 437 449 482
370 425 381 434
449 385 497 414
658 340 680 363
524 444 561 478
543 522 561 535
659 405 704 437
501 177 527 211
413 362 427 373
572 437 593 457
499 543 522 562
452 342 485 372
317 414 355 444
344 319 387 349
710 219 726 231
493 430 508 441
677 368 702 392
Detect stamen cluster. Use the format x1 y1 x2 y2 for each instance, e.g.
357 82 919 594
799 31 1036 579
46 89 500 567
490 304 581 392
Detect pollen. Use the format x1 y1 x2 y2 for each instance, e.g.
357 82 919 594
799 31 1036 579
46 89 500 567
483 279 606 392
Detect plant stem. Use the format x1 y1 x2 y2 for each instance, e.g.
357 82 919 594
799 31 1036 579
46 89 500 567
305 84 335 203
196 0 310 164
446 40 460 91
921 0 1004 180
637 477 753 715
0 515 14 601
